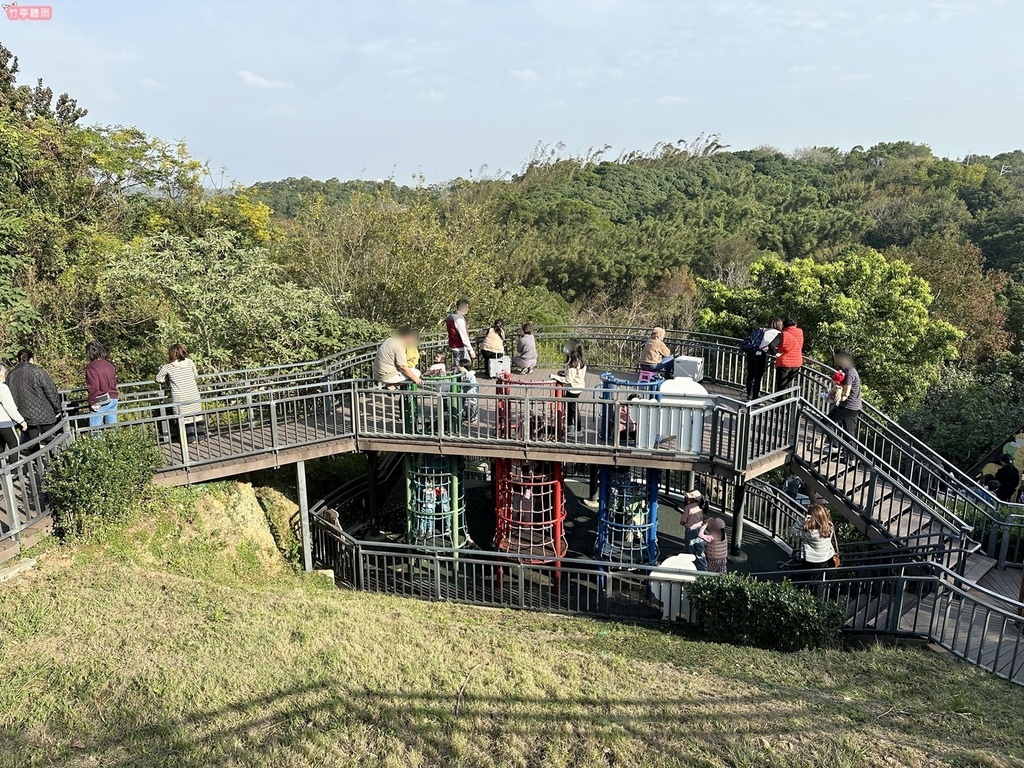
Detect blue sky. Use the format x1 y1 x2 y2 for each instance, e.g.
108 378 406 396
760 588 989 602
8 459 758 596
5 0 1022 184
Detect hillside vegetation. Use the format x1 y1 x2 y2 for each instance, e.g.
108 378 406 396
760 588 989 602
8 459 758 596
0 482 1022 768
3 36 1024 460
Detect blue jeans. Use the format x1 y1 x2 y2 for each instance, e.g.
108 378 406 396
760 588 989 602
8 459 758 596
89 398 119 427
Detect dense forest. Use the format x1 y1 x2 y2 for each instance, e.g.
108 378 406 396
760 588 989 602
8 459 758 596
3 42 1023 468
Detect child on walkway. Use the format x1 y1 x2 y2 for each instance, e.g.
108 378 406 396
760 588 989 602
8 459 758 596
680 489 708 571
700 517 729 574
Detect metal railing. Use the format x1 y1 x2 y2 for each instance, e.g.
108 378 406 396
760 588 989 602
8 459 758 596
5 324 1024 575
0 423 72 559
306 474 1024 685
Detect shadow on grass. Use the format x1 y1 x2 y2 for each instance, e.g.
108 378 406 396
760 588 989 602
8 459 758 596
7 676 998 768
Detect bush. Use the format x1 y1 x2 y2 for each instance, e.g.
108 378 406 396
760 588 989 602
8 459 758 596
686 574 846 652
47 431 163 538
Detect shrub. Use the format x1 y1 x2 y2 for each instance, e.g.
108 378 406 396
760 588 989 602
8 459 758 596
686 574 846 652
47 430 163 538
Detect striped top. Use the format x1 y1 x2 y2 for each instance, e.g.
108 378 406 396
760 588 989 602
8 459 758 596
156 359 202 417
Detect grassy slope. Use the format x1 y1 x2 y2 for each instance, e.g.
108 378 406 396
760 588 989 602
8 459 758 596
1 483 1023 768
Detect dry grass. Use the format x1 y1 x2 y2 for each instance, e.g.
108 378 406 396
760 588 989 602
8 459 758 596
1 482 1023 768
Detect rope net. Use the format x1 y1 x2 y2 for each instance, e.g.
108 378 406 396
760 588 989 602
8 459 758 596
596 467 660 564
494 459 567 561
405 454 468 548
495 375 565 441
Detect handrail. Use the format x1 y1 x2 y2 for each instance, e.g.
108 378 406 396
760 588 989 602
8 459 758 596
6 324 1023 572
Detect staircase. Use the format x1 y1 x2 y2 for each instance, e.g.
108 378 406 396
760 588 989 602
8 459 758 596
785 381 999 583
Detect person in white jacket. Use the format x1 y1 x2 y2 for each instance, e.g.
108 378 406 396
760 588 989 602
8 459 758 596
552 341 587 435
0 365 28 455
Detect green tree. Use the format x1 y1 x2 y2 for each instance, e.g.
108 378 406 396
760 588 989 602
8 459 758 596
698 250 961 410
900 358 1024 469
100 229 386 373
890 235 1011 362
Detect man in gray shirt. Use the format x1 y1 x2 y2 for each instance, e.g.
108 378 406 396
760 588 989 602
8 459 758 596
372 328 423 387
827 348 862 440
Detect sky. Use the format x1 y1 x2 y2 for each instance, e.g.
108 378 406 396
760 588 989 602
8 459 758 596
4 0 1023 185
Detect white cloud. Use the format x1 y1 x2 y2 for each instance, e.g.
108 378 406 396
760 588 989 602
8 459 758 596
657 95 687 106
238 70 291 89
418 90 446 102
269 103 297 116
139 77 170 91
509 69 540 82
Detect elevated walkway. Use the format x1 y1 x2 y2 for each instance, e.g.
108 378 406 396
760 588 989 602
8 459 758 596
1 327 1022 633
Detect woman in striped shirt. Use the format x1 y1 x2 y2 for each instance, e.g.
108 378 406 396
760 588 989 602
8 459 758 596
156 344 204 438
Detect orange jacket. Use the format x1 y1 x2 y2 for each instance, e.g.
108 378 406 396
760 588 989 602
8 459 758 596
775 326 804 368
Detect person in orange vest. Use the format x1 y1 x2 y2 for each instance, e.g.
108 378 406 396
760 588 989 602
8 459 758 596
775 315 804 392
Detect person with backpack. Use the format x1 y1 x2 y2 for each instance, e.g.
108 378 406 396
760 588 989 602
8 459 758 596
742 318 783 400
775 315 805 392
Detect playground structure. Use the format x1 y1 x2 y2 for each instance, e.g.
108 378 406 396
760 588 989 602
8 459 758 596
494 459 567 561
3 325 1024 685
405 454 469 549
595 466 660 565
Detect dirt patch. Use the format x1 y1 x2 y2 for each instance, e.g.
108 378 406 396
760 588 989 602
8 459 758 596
192 483 285 574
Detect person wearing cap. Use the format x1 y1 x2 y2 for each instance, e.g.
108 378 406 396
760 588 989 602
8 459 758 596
699 517 729 574
826 348 862 454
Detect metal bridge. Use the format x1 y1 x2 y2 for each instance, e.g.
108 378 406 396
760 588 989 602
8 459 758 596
2 327 1022 682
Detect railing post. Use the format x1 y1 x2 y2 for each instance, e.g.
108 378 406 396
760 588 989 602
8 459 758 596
1 466 21 544
366 451 380 534
985 502 1001 560
886 567 907 635
177 416 191 468
434 554 443 600
728 480 747 562
863 467 878 522
735 408 750 472
523 391 531 445
269 399 279 450
297 460 313 573
996 506 1012 570
517 563 526 608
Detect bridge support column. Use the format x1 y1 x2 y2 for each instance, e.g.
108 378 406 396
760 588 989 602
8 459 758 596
297 460 313 573
366 451 380 534
728 480 748 563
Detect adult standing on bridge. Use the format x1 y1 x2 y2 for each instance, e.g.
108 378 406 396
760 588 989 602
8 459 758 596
156 344 205 440
827 348 862 440
0 365 27 454
7 349 62 446
774 316 804 392
742 318 783 400
480 318 507 374
445 299 475 370
373 328 423 388
85 342 119 427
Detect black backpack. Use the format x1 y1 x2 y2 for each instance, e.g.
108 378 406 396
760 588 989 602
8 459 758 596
739 327 765 353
